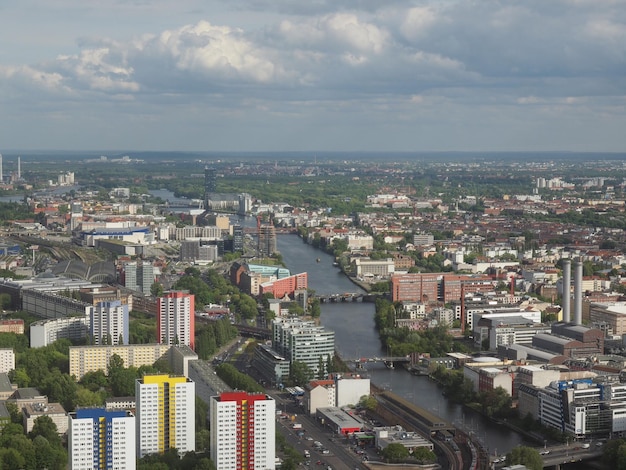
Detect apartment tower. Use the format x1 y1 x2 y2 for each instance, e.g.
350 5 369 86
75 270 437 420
91 300 129 345
157 291 195 350
210 391 276 470
135 374 195 458
68 408 136 470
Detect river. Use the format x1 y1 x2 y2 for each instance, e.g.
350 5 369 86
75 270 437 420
275 232 527 457
159 197 528 455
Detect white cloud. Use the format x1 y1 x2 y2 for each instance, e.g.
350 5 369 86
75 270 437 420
0 0 624 151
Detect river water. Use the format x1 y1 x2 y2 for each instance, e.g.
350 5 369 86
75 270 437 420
275 232 527 456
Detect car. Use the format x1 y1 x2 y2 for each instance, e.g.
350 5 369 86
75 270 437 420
596 442 604 447
540 450 550 455
581 443 590 449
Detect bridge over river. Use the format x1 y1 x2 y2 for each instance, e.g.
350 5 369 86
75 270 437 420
316 292 382 303
492 443 604 469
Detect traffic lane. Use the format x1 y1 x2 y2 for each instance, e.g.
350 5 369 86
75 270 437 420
273 400 365 469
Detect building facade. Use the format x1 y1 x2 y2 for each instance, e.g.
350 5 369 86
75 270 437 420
68 408 136 470
91 300 129 346
135 374 195 458
209 391 276 470
0 349 15 374
69 344 171 380
157 292 195 350
258 224 277 257
259 273 308 299
31 316 89 348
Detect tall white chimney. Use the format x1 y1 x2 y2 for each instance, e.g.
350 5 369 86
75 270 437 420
573 259 583 325
17 156 21 180
562 258 571 323
0 153 3 182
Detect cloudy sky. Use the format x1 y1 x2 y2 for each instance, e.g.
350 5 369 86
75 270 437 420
0 0 625 152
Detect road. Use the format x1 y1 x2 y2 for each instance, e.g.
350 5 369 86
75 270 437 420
492 441 605 468
272 390 369 470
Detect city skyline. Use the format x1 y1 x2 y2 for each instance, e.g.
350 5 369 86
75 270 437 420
0 1 624 153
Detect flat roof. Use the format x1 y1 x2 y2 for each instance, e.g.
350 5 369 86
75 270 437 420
317 407 363 429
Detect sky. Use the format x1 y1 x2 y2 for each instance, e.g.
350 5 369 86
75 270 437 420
0 0 625 153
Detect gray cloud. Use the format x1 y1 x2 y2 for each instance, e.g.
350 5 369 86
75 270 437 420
0 0 624 151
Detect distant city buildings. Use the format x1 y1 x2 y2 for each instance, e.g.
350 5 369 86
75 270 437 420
122 261 154 294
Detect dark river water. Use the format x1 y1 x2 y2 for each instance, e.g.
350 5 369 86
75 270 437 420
274 231 527 457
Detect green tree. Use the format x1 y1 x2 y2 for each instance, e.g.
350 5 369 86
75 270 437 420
0 447 26 470
75 387 105 407
358 395 378 411
602 438 626 469
0 293 12 310
29 415 61 446
196 395 208 431
41 371 78 411
382 442 409 462
196 429 211 451
80 369 109 391
413 446 437 463
0 433 35 469
309 298 321 318
150 281 164 297
287 361 313 387
505 446 543 470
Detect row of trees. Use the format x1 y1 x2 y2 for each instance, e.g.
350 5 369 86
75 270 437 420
0 411 67 469
195 318 238 360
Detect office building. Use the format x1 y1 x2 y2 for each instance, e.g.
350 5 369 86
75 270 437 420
204 167 217 194
258 224 276 257
272 318 335 376
537 378 626 438
135 374 195 458
91 300 129 346
232 225 244 253
157 292 195 350
123 262 154 294
210 391 276 470
68 408 136 470
259 273 308 299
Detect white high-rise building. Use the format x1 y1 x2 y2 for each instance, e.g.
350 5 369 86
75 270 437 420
272 318 335 375
210 391 276 470
91 300 129 345
135 374 195 458
0 348 15 373
157 292 195 350
68 408 136 470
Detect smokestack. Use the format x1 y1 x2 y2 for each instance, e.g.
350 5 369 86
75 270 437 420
0 153 3 182
573 259 583 325
562 259 571 323
17 156 21 180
